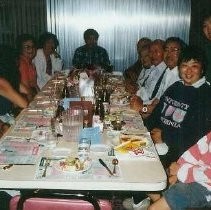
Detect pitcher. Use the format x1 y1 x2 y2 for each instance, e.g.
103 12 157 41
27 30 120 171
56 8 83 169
62 106 83 141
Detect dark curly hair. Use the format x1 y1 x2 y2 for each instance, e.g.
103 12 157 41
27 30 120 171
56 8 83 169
38 32 59 48
16 33 36 54
83 29 99 41
178 46 206 76
165 37 187 51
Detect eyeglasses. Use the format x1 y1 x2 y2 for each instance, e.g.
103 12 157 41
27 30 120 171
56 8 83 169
23 45 35 50
164 47 180 53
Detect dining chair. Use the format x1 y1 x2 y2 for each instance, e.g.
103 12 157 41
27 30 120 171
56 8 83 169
10 190 112 210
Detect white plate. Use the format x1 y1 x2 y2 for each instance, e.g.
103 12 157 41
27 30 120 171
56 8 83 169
52 148 72 158
114 136 152 153
90 144 110 153
51 79 63 84
113 102 130 106
128 148 156 158
112 71 123 76
53 159 92 174
121 129 148 135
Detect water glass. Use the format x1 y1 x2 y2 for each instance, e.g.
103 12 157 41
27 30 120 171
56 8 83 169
45 132 57 148
78 138 91 161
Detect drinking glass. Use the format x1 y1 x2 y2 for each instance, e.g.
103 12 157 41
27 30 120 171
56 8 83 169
45 132 57 148
62 107 83 141
78 138 91 161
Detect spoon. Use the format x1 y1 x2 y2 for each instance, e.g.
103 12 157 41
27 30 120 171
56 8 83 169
112 158 119 175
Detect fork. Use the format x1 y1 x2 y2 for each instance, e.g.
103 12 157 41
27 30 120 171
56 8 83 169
42 159 51 177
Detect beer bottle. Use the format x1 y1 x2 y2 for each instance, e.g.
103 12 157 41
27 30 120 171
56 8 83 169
62 80 70 98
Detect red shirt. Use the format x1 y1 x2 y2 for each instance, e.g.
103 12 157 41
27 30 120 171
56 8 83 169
19 55 37 88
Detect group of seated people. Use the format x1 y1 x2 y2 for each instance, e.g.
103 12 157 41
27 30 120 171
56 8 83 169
0 16 211 209
0 28 112 138
122 14 211 210
0 31 63 137
0 28 113 210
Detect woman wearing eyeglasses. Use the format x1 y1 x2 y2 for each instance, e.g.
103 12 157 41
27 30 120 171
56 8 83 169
16 34 39 98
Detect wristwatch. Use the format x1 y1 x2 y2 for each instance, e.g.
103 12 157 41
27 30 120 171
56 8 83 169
141 104 148 113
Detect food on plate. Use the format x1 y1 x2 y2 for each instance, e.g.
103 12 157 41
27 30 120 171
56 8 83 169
120 134 147 145
59 157 84 171
114 135 148 153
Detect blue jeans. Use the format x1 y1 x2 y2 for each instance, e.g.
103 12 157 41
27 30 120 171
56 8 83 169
163 182 211 210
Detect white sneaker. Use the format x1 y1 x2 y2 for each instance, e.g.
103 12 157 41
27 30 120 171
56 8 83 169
122 197 134 210
133 197 151 210
122 197 150 210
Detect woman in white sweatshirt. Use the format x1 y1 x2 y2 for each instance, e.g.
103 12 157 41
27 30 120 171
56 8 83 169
33 32 63 89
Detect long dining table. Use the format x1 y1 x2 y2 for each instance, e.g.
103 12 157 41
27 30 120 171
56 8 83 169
0 72 167 193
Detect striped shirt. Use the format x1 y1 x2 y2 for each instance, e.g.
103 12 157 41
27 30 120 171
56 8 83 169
177 131 211 191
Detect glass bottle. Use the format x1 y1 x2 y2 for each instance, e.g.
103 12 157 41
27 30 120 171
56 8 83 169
94 98 104 121
99 98 105 121
62 80 70 98
94 98 100 116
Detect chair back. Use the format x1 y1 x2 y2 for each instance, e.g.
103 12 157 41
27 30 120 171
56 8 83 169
10 191 112 210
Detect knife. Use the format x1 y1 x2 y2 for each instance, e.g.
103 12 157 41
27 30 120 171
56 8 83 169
98 158 113 176
42 159 51 178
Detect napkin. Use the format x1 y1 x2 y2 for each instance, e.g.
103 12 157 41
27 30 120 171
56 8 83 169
61 97 80 110
79 73 94 97
79 127 101 144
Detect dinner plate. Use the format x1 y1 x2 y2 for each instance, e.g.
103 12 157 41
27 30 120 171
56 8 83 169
36 100 52 105
112 102 130 106
53 158 92 174
121 128 148 135
51 79 63 84
128 148 156 158
52 148 72 158
112 71 123 76
114 136 152 154
90 144 110 155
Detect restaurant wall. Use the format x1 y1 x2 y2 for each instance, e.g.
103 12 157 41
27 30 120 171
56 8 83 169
46 0 191 71
0 0 47 46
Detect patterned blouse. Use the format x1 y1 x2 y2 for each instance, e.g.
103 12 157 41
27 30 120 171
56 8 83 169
72 45 110 70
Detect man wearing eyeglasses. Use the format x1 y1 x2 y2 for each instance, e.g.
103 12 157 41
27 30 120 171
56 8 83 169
133 37 186 118
154 37 186 102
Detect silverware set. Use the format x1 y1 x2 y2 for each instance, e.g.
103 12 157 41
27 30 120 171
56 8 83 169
42 159 51 177
98 158 119 176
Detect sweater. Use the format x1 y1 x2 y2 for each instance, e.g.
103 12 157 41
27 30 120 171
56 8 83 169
177 131 211 191
145 78 211 163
